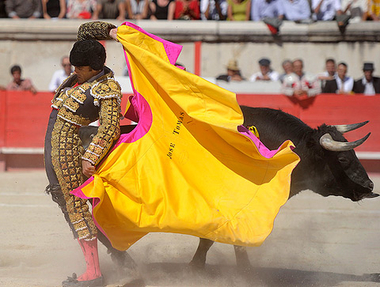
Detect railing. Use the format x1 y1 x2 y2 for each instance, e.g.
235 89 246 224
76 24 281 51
0 90 379 171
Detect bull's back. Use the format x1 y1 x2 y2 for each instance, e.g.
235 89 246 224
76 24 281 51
240 106 312 150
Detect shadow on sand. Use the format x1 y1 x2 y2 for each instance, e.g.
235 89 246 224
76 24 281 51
131 262 380 287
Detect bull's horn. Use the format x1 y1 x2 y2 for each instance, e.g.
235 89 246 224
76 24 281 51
320 132 371 151
334 121 369 134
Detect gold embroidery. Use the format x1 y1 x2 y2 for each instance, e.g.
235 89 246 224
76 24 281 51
57 108 91 127
63 97 80 112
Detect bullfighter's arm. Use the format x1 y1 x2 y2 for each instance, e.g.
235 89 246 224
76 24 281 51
82 97 121 166
77 21 117 41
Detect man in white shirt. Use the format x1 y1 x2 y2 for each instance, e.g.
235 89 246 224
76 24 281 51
249 58 279 82
48 56 73 92
312 0 342 20
322 62 353 94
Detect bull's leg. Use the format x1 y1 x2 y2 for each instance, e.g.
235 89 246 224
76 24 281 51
234 245 251 268
96 228 137 270
189 238 214 268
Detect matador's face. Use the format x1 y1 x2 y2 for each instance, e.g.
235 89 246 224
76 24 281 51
74 66 101 84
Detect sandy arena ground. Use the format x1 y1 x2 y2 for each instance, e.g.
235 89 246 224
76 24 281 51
1 170 380 287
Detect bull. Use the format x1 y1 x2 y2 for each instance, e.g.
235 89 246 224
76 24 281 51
78 106 377 269
190 105 377 269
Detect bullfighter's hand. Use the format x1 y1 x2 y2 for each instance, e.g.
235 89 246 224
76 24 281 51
82 160 96 177
109 28 119 42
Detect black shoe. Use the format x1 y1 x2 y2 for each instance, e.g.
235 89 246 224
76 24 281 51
62 273 104 287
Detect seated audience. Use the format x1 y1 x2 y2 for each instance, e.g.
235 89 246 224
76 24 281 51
249 58 279 82
7 65 37 94
318 58 337 88
251 0 283 21
125 0 149 19
322 62 353 94
42 0 67 19
227 0 251 21
200 0 227 20
66 0 97 19
173 0 200 20
49 56 73 92
6 0 42 19
280 0 311 22
92 0 126 20
281 58 321 99
279 59 293 83
150 0 175 20
352 62 380 95
0 0 6 18
362 0 380 20
312 0 342 20
216 59 245 82
341 0 366 21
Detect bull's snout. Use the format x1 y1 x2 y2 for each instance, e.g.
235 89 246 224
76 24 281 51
365 180 374 191
365 192 379 199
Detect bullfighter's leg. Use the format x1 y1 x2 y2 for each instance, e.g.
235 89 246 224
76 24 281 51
189 238 214 268
233 245 251 268
51 118 102 284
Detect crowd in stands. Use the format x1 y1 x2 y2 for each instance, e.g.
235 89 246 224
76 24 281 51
3 56 379 97
216 58 380 97
0 0 379 23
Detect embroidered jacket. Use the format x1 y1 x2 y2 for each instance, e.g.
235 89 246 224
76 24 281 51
52 66 122 166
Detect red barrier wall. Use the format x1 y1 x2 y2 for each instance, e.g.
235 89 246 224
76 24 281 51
0 91 379 170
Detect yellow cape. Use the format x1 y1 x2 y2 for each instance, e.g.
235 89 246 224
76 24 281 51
73 22 300 251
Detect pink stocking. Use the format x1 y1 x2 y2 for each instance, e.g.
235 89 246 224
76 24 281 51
77 238 102 281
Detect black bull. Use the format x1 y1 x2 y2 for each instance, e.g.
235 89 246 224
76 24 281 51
78 105 377 268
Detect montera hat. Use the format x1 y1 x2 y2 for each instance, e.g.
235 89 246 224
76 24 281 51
258 58 271 66
363 62 374 71
70 40 106 71
226 59 240 71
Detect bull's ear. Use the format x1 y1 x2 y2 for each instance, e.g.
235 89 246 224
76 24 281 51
305 137 324 161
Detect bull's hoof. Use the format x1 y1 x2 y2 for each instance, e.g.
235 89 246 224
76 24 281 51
189 257 206 270
363 273 380 282
110 250 137 270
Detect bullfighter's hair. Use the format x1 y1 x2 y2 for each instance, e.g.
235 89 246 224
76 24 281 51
69 40 106 71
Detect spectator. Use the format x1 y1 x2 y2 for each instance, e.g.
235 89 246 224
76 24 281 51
66 0 97 19
48 56 73 92
352 62 380 95
311 0 342 21
6 0 42 19
216 59 245 82
251 0 283 22
341 0 366 21
0 0 7 18
249 58 279 82
362 0 380 20
200 0 227 20
281 59 321 99
279 59 293 83
42 0 67 19
227 0 251 21
6 65 37 94
322 62 353 94
125 0 149 19
318 58 337 88
173 0 201 19
92 0 126 20
280 0 312 22
149 0 175 20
